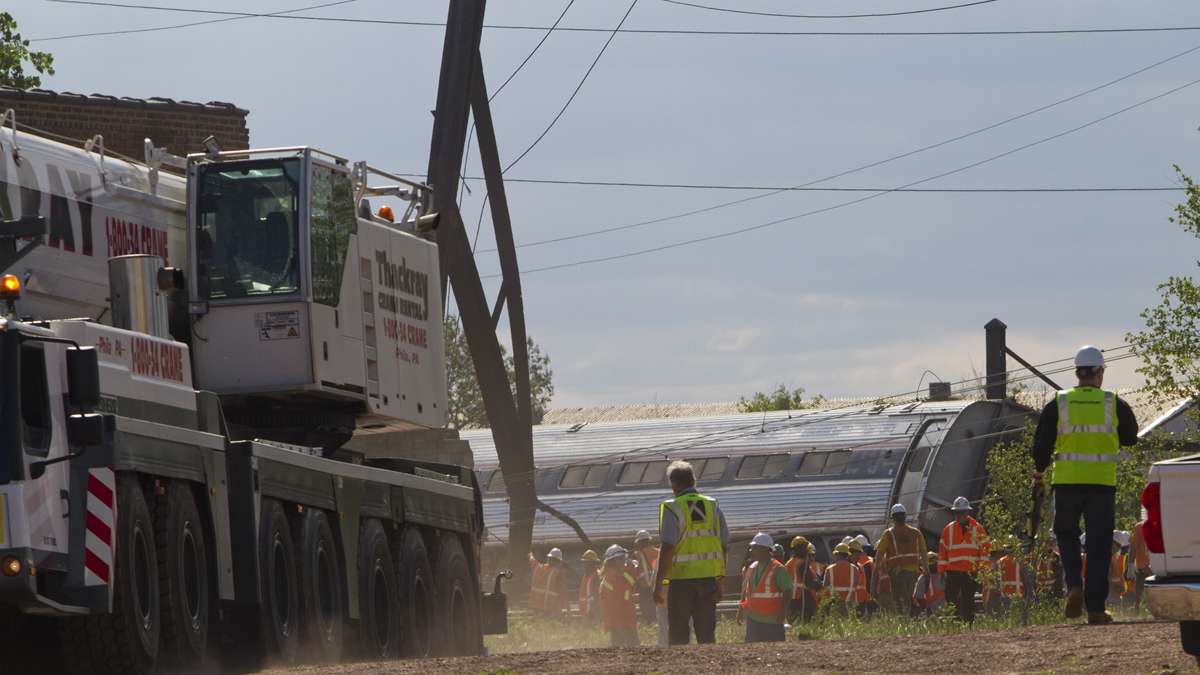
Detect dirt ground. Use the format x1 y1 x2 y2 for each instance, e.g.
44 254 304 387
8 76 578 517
268 620 1197 674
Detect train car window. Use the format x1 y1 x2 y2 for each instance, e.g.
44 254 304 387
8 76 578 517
618 460 669 485
585 464 608 487
907 446 932 473
795 452 828 476
645 460 668 484
822 450 851 474
700 457 728 481
737 453 788 479
561 464 609 489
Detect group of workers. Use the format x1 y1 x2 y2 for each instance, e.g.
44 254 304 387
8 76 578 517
527 344 1141 643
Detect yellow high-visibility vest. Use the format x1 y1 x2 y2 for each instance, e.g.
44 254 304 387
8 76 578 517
660 492 725 579
1052 387 1120 487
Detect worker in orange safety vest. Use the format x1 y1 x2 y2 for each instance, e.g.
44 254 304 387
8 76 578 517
848 538 875 615
599 545 641 647
529 548 569 616
913 551 947 615
938 496 990 623
631 529 661 626
823 544 860 615
737 532 793 642
785 536 821 624
578 549 601 622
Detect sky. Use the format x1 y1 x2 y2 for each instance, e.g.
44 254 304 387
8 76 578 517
15 0 1200 408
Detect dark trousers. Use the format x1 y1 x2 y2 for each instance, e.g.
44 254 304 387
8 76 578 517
745 618 786 643
667 578 718 645
789 595 815 623
638 590 656 622
944 571 978 622
1053 484 1115 614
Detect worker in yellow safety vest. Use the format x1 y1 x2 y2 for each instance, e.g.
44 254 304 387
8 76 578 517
1031 346 1139 625
875 503 927 614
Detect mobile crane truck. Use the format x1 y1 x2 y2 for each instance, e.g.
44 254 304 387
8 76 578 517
0 122 509 674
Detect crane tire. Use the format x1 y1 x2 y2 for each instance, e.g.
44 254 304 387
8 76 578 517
293 508 345 663
1182 621 1200 656
357 518 400 659
258 498 300 663
62 473 160 675
155 480 211 670
433 535 482 656
395 527 434 658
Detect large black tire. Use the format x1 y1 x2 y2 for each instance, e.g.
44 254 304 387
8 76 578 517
62 473 160 675
156 481 211 670
294 508 345 662
395 527 435 658
1181 621 1200 656
258 498 300 664
433 535 483 656
357 518 400 659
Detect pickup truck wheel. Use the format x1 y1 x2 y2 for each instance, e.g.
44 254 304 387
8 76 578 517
63 473 160 675
294 509 345 662
434 535 482 656
259 498 300 663
396 527 434 658
1181 621 1200 656
357 519 400 659
156 481 210 669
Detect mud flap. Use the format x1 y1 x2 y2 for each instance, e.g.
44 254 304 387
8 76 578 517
59 415 116 612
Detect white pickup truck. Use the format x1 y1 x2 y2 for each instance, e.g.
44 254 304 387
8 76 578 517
1143 454 1200 664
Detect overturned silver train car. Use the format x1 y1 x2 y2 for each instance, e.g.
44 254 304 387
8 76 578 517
464 399 1032 578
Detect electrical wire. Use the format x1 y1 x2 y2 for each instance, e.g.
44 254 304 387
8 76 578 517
31 0 358 42
472 39 1200 254
487 75 1200 277
38 2 1200 38
661 0 1001 19
423 176 1185 193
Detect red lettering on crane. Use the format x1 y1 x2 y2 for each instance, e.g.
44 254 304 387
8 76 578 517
130 336 184 383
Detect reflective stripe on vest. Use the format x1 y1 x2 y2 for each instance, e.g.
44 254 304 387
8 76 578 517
660 493 725 579
1052 388 1120 487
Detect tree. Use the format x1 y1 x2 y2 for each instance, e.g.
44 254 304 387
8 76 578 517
737 384 822 413
1127 166 1200 410
0 13 54 89
443 314 554 429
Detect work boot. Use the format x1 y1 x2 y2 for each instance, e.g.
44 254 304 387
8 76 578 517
1087 611 1114 625
1065 587 1084 619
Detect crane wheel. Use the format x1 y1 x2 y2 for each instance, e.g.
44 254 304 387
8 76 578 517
258 498 300 663
293 509 345 662
155 481 211 669
357 518 400 659
62 473 160 675
395 527 434 658
433 534 483 656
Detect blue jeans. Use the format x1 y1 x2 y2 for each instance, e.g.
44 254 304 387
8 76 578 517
1053 484 1115 614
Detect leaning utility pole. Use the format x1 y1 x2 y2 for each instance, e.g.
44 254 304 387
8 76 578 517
426 0 537 587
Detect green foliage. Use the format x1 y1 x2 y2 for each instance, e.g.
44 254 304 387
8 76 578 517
1128 165 1200 409
0 13 54 89
444 314 555 429
737 384 823 413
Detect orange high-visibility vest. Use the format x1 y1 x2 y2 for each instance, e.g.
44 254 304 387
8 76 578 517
824 561 859 603
740 559 786 618
1109 552 1128 595
854 558 871 603
922 572 946 605
785 556 817 602
1131 523 1150 571
999 555 1023 598
633 546 659 587
599 566 638 631
579 571 599 616
938 518 989 573
530 562 566 613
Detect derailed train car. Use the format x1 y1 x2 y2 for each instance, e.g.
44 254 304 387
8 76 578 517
464 399 1032 583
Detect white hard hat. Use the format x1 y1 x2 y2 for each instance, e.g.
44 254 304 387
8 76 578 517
1115 530 1130 547
1074 345 1105 368
548 547 563 562
604 544 627 561
951 496 971 512
841 536 853 546
854 534 870 548
891 503 907 516
1080 533 1087 546
634 529 652 543
750 532 775 549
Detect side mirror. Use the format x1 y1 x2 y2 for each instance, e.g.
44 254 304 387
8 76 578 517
67 413 104 448
66 347 100 411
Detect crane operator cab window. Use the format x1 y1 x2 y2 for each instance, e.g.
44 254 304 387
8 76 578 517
196 159 302 300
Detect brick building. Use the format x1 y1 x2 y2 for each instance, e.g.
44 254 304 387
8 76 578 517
0 86 249 161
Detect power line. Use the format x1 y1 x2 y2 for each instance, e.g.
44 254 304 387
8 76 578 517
38 2 1200 38
661 0 1002 19
31 0 357 41
491 75 1200 277
474 39 1200 254
433 176 1183 193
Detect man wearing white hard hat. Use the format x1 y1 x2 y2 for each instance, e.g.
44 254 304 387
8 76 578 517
1031 345 1138 625
736 532 793 642
937 496 989 623
875 503 928 613
528 547 569 616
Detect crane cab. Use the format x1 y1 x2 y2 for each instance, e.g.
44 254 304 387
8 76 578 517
183 147 447 450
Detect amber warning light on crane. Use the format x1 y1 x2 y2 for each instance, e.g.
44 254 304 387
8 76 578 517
0 274 20 300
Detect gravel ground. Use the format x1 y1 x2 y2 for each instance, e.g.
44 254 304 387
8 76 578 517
265 620 1197 674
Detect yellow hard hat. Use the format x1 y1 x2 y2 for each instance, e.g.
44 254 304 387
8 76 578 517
927 551 938 565
834 543 850 555
580 549 600 562
791 536 809 550
848 539 863 553
808 543 817 555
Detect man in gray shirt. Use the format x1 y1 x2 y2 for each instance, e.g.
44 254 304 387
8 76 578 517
653 460 731 644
